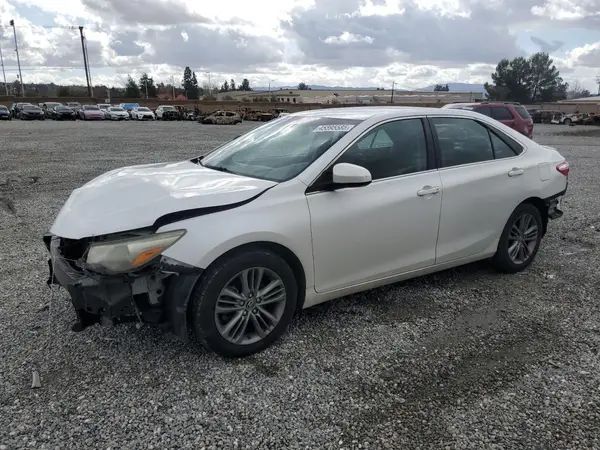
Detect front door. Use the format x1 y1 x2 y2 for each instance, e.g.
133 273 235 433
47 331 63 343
306 117 443 293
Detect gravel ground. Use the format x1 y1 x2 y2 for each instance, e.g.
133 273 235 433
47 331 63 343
1 121 599 449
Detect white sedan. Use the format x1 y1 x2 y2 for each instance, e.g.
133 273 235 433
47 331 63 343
130 107 155 120
45 107 568 357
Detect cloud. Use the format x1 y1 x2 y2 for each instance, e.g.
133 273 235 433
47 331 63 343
79 0 212 26
0 0 598 92
530 36 564 53
281 2 523 68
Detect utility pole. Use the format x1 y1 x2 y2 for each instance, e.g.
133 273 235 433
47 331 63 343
171 76 175 99
0 41 8 96
206 71 211 96
390 81 395 104
79 26 92 97
144 79 148 99
9 20 24 97
596 76 600 96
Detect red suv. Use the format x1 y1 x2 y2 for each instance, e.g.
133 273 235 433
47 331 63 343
441 102 534 139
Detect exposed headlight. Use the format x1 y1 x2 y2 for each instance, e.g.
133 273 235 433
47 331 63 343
86 230 186 273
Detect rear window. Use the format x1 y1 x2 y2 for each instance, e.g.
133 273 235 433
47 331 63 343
474 106 492 117
514 106 532 120
491 107 514 121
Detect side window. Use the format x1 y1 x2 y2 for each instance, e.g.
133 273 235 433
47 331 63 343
489 128 524 156
491 107 514 121
337 119 428 180
474 106 492 117
431 117 494 167
489 132 517 159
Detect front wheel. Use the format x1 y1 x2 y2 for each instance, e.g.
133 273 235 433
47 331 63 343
491 203 543 273
191 249 298 358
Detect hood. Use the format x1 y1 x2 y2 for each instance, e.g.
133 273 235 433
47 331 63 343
50 161 277 239
84 110 104 115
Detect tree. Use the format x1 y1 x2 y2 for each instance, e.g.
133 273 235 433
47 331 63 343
298 82 309 90
485 52 568 103
567 79 591 99
125 75 140 98
57 86 71 97
230 79 236 91
239 78 252 91
138 73 157 98
434 84 449 91
220 80 230 92
181 66 200 99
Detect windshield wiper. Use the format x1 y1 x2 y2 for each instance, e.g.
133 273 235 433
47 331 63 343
205 165 232 173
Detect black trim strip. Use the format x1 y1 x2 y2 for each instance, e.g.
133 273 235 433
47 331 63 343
151 187 272 230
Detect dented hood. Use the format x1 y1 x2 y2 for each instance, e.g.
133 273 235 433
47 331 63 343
50 160 276 239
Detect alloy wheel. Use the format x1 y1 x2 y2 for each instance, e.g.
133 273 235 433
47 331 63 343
507 213 539 264
214 267 287 345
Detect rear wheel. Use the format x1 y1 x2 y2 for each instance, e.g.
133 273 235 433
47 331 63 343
491 203 543 273
191 249 298 358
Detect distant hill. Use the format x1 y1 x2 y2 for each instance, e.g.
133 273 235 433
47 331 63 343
417 83 487 93
254 85 407 92
254 82 487 94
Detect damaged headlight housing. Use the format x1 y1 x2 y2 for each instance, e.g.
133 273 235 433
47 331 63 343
86 230 186 274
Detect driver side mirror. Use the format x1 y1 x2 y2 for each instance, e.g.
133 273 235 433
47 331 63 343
332 163 372 187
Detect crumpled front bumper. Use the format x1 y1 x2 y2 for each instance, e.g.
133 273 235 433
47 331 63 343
44 234 202 340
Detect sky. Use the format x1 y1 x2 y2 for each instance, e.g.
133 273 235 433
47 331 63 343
0 0 599 91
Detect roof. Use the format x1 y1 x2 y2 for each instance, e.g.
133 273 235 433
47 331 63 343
290 105 500 121
292 106 441 121
561 96 600 103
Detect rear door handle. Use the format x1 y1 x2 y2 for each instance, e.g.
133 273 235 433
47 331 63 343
417 186 440 196
508 168 524 177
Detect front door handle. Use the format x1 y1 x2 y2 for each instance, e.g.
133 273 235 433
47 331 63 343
417 185 440 196
508 168 524 177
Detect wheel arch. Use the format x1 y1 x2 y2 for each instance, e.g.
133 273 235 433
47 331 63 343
197 241 307 312
519 197 548 235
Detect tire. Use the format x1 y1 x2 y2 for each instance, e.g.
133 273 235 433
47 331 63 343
491 203 543 273
564 118 571 125
190 249 298 358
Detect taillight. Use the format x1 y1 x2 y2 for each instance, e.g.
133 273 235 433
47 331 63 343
556 161 569 176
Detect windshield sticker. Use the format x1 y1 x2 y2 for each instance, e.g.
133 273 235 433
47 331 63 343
313 124 355 132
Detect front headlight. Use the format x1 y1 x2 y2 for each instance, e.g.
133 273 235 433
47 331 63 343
86 230 186 273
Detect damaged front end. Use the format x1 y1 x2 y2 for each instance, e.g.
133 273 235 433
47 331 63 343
43 231 202 341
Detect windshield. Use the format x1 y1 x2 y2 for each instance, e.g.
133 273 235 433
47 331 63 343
201 116 362 182
0 106 7 111
56 106 71 111
138 107 151 112
84 105 99 110
68 103 81 107
110 107 124 112
98 104 110 109
23 105 40 111
162 106 175 111
46 103 61 107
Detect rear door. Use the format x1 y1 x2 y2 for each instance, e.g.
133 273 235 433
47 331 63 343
428 116 529 264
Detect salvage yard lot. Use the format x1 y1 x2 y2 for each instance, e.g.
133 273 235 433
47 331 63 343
1 120 599 449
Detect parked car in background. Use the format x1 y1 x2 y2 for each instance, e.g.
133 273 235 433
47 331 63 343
105 106 130 121
44 106 568 357
98 104 112 118
0 105 11 120
201 110 242 125
78 105 105 120
42 102 63 118
442 102 534 139
550 112 582 126
155 105 178 120
66 102 83 116
12 102 33 118
130 107 156 120
19 105 45 120
50 105 77 121
119 103 141 118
